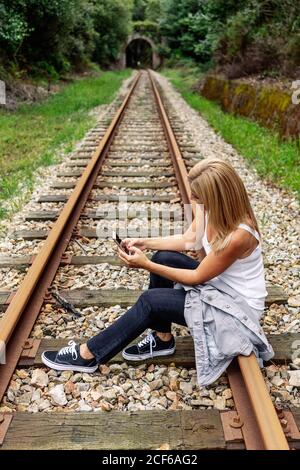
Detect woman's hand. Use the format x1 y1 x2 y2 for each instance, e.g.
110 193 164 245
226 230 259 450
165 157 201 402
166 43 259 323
121 237 147 251
117 246 150 269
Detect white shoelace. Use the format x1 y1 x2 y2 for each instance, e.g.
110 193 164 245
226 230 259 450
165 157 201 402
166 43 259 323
58 340 78 360
138 332 156 357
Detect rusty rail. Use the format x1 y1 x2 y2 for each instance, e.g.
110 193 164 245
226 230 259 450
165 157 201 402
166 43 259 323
149 70 289 451
0 72 141 401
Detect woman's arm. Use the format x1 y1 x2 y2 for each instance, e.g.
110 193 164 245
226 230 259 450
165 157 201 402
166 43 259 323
124 216 204 252
119 230 248 285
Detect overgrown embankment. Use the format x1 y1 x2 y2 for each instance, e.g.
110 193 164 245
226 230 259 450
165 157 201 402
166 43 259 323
162 67 300 198
201 75 300 140
0 69 131 220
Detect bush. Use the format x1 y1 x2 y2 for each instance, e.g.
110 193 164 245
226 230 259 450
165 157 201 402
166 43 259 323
0 0 133 77
160 0 300 78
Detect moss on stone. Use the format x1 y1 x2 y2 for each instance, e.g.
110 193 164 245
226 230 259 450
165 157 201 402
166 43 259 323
201 75 299 140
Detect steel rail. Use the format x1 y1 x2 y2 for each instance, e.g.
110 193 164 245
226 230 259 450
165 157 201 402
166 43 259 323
149 70 289 451
238 354 290 449
0 72 141 400
148 71 193 211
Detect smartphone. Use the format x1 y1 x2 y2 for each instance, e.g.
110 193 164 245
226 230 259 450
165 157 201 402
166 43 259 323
112 230 130 254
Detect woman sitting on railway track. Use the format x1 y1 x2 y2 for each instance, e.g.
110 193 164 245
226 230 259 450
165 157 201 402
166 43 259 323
42 158 274 385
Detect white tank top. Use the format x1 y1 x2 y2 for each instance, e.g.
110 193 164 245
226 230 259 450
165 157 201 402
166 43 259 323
202 213 267 313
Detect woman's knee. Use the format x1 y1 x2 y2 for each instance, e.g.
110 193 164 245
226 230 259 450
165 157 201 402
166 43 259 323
151 250 172 265
138 289 159 316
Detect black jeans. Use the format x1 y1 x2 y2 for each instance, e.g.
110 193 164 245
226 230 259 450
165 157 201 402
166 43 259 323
87 251 199 364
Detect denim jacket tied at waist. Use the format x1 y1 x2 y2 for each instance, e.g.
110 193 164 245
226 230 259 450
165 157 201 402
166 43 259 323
174 278 274 386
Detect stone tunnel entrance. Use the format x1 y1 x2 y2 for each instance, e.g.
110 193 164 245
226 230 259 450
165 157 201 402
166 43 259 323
126 38 153 69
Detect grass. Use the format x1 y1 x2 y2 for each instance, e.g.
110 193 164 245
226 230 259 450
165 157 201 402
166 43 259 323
162 67 300 198
0 69 131 221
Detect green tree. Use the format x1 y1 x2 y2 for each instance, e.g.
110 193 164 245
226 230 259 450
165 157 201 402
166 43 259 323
145 0 161 23
92 0 133 66
132 0 147 21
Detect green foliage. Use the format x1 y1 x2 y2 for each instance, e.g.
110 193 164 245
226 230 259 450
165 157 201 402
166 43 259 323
145 0 161 23
0 69 131 221
92 0 133 66
1 0 298 80
0 4 30 53
133 20 159 37
163 67 300 197
0 0 133 76
132 0 147 21
159 0 300 76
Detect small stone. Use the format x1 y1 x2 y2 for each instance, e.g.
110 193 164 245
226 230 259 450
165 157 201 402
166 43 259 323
266 365 277 379
78 400 92 412
166 391 177 401
168 369 180 379
280 370 289 379
99 365 110 375
271 376 284 387
72 373 83 383
226 399 235 407
145 373 154 382
101 401 112 411
122 382 133 392
140 390 151 400
17 405 28 412
16 370 29 380
149 379 163 391
222 389 232 399
214 396 226 410
18 392 32 405
180 369 189 379
102 389 117 401
215 385 226 393
109 364 123 374
179 382 193 395
65 381 76 394
288 296 300 308
7 390 15 402
38 399 51 411
28 403 39 413
169 378 178 391
10 380 20 392
272 390 291 400
96 319 105 329
0 406 13 413
49 384 67 406
90 390 101 401
82 373 94 383
157 443 170 450
76 383 90 392
288 370 300 387
32 389 41 402
31 369 49 388
135 370 145 379
191 398 213 407
158 397 168 408
61 371 73 381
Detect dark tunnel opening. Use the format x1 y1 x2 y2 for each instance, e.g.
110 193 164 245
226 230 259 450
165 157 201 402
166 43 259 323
126 39 153 69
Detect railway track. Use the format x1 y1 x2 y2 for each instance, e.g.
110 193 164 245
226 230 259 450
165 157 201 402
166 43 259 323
0 70 299 450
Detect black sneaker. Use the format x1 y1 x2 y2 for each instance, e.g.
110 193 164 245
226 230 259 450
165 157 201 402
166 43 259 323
122 331 175 361
41 340 98 373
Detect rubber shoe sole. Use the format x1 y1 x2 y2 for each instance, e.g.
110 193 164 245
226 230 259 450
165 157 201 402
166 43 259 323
41 352 98 373
122 345 175 361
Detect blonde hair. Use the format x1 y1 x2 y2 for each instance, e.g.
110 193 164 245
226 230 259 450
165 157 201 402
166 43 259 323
188 158 260 252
